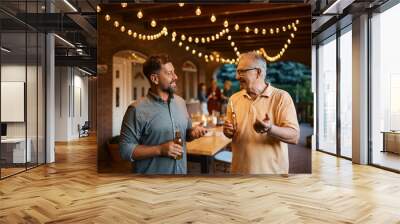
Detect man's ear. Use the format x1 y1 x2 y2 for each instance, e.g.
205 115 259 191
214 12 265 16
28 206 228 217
150 74 159 85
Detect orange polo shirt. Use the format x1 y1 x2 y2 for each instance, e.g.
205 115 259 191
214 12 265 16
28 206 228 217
226 84 299 174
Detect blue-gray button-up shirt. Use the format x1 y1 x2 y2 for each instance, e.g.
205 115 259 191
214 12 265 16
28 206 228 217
119 91 192 174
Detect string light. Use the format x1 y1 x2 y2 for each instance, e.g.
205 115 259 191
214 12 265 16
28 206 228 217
105 14 167 41
178 3 184 7
195 7 201 16
240 20 299 37
229 20 300 62
210 14 216 23
137 10 143 19
223 20 229 28
172 27 227 45
96 5 101 13
151 19 157 27
121 3 128 8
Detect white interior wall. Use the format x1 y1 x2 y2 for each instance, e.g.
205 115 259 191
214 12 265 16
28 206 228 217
54 67 89 141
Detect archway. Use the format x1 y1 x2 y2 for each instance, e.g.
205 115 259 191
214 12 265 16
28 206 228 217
112 50 148 136
181 61 198 101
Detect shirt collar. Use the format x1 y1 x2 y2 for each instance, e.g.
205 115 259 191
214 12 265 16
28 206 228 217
147 88 174 103
241 82 273 99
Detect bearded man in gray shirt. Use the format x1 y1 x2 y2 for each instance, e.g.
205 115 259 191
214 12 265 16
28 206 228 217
119 54 207 174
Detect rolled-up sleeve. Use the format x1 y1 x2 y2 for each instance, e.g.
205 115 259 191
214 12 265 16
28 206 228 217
119 106 142 162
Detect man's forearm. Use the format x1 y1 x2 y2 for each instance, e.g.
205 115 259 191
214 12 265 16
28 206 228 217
132 145 162 160
267 125 299 144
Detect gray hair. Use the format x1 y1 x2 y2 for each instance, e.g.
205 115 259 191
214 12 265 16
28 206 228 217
239 51 267 78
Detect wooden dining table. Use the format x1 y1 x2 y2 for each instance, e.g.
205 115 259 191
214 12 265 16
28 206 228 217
186 127 232 173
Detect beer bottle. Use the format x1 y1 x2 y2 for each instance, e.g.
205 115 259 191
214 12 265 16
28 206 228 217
174 130 183 160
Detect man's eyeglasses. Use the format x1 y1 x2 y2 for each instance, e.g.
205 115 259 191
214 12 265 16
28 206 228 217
236 67 259 76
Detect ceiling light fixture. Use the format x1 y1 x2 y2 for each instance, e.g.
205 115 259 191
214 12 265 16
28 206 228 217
1 47 11 53
54 34 75 48
63 0 78 12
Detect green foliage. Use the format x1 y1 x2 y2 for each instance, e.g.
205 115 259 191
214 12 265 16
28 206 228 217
215 61 312 104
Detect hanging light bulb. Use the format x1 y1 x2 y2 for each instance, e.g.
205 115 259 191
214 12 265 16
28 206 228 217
127 29 132 35
254 28 259 34
293 26 298 32
211 36 215 41
210 55 214 61
262 29 266 35
234 47 237 51
206 37 210 42
215 34 219 39
121 3 128 8
234 24 239 31
137 10 143 19
133 32 137 38
210 14 216 23
181 34 186 41
198 52 202 58
290 33 295 38
282 26 286 32
296 19 299 24
120 26 125 32
114 21 119 27
284 44 288 49
105 14 110 21
195 7 201 16
138 34 142 39
178 3 184 7
171 37 175 42
150 19 157 27
287 39 291 44
225 28 229 33
96 5 101 13
276 27 279 33
227 35 231 40
245 26 250 33
231 41 235 47
201 37 205 43
288 24 291 30
223 20 229 28
192 49 196 54
270 28 274 34
188 36 193 42
185 46 190 51
178 41 182 46
195 37 199 43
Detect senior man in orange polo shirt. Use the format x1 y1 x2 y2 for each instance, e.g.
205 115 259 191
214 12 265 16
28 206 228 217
223 51 300 174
